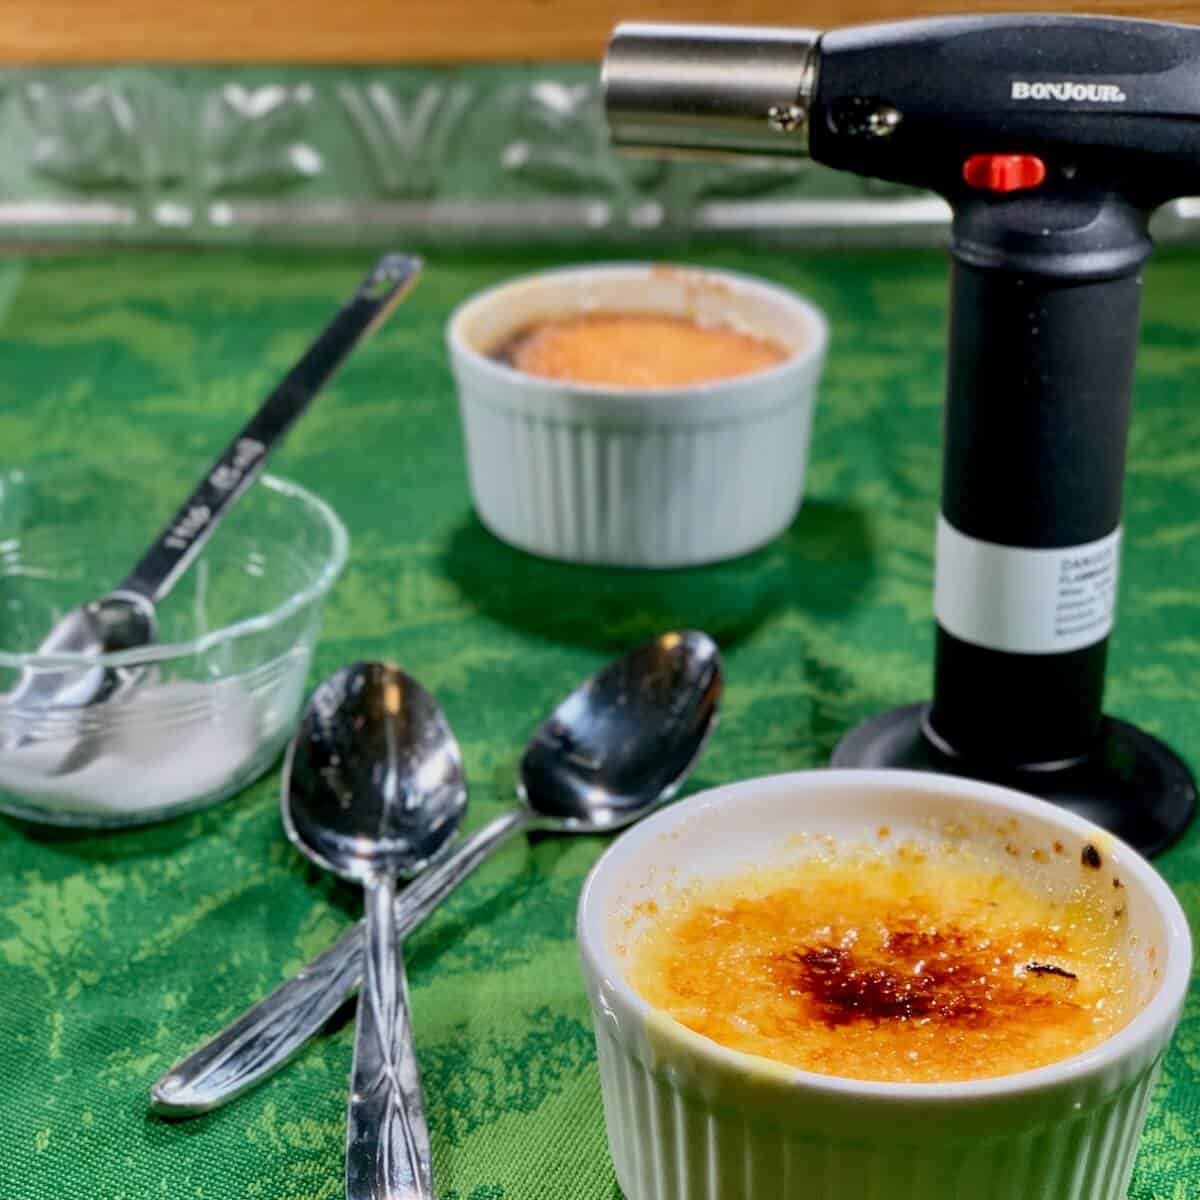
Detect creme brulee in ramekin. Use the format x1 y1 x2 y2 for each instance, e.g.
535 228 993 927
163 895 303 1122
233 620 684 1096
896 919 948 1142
447 264 828 567
577 770 1191 1200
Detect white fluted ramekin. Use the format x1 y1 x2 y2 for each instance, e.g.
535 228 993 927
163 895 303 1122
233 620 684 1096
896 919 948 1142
577 770 1191 1200
446 264 828 567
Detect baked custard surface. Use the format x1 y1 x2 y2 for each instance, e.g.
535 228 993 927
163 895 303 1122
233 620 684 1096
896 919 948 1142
626 844 1134 1083
495 312 788 387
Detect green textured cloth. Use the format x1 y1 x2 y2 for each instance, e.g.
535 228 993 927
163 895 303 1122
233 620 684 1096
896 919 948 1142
0 248 1197 1200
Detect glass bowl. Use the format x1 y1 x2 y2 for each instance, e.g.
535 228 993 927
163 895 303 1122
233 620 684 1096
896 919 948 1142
0 465 348 828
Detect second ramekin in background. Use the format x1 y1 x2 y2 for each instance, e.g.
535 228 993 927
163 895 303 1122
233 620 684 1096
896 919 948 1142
447 264 828 567
577 770 1192 1200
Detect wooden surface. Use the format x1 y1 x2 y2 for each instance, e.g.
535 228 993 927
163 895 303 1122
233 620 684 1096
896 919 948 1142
2 0 1199 64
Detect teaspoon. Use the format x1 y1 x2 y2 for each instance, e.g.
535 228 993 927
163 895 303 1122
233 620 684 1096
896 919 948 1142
283 662 467 1200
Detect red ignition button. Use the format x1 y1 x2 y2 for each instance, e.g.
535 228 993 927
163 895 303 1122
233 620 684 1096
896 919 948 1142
963 154 1047 193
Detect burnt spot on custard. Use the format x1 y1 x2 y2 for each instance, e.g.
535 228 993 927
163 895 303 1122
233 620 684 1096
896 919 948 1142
1082 843 1103 869
489 329 528 368
775 923 1079 1029
1025 962 1078 979
780 944 985 1025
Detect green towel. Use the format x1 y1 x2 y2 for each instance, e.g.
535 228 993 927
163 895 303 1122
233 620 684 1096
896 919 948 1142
0 247 1196 1198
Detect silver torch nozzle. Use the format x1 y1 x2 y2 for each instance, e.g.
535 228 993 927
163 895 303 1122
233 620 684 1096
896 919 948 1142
602 22 821 159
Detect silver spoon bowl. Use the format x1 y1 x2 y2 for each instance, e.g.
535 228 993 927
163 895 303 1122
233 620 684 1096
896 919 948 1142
519 629 723 830
283 661 465 880
150 630 722 1117
284 662 466 1200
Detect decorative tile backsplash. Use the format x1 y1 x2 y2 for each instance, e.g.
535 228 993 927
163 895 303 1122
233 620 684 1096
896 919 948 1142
0 64 1194 246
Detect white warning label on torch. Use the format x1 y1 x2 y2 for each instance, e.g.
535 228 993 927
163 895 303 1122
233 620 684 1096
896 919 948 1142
934 516 1121 655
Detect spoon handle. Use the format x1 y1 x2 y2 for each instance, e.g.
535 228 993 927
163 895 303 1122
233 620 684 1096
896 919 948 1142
121 253 422 604
150 807 532 1117
347 874 431 1200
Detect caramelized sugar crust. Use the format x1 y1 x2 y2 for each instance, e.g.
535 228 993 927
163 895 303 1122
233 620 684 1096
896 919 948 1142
627 847 1133 1083
494 312 789 388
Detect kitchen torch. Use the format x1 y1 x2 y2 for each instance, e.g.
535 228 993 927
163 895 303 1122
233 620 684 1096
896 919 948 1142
604 16 1200 853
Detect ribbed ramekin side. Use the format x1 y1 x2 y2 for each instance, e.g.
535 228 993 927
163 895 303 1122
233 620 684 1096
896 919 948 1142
591 1023 1167 1200
456 398 815 567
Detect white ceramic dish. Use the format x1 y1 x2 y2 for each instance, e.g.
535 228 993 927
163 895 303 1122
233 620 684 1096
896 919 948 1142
446 264 828 567
577 770 1191 1200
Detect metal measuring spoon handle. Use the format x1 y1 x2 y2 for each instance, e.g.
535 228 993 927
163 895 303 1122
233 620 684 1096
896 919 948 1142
150 809 531 1116
122 253 421 604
